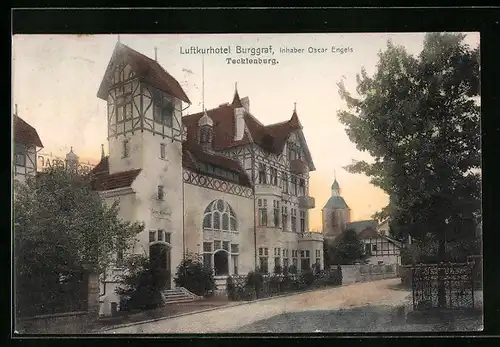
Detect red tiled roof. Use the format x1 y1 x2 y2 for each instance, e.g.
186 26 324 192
13 115 43 148
182 103 303 154
90 156 141 191
358 228 380 240
182 141 252 187
97 42 190 104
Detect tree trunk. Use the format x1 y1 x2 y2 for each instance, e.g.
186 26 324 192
437 236 446 309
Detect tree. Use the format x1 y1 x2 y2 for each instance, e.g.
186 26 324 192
14 166 143 315
325 229 366 265
337 33 480 257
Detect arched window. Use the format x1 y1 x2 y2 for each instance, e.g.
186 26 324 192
203 199 238 232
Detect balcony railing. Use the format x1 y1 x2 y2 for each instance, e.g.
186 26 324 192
299 232 324 242
290 159 308 174
298 195 315 209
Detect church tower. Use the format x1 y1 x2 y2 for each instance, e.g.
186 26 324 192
322 176 351 240
96 41 191 286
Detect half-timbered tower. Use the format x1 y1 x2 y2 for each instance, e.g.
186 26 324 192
13 107 44 184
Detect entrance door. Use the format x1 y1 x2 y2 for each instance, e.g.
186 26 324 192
149 243 171 289
214 250 229 276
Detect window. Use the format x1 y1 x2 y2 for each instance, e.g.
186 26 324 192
258 163 267 184
301 250 311 271
157 185 164 200
372 244 378 252
316 250 321 258
282 173 288 193
157 230 163 242
14 144 26 166
283 258 289 269
258 199 268 226
259 256 269 273
274 256 281 270
203 199 238 231
300 210 306 233
164 233 171 243
259 248 263 256
299 179 305 196
203 242 212 252
149 231 156 242
231 244 239 253
115 84 133 123
214 240 221 250
270 167 278 186
291 176 298 195
232 255 239 274
153 91 174 127
123 139 129 158
291 208 297 232
160 143 166 159
273 200 280 227
223 241 230 251
316 258 321 266
292 250 298 269
364 243 372 255
282 206 288 232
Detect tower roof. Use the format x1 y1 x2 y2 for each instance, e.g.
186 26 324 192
331 179 340 190
231 83 244 108
324 195 349 210
66 147 79 162
198 109 213 127
97 42 190 103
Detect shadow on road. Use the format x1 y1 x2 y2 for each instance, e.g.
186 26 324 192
232 305 483 333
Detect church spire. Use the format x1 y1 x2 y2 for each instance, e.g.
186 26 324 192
331 175 341 196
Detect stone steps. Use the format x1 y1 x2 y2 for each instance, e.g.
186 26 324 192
160 287 202 305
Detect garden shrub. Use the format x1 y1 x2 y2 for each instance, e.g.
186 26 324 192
173 253 215 297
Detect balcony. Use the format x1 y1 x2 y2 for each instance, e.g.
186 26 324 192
290 159 309 174
299 232 324 242
298 195 315 209
255 183 282 196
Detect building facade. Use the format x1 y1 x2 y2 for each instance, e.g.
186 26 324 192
12 109 44 184
91 42 323 308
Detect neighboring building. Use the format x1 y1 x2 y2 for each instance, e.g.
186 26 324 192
377 218 390 236
322 178 351 241
13 108 44 184
347 220 402 265
91 42 323 309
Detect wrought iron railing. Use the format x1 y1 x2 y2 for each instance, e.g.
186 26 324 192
411 262 475 311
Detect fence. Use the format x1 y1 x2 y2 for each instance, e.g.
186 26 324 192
226 268 342 301
341 263 399 285
411 263 475 311
15 270 100 334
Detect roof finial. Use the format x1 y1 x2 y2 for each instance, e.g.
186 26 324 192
15 104 18 116
101 144 105 159
235 82 238 92
294 102 297 113
334 168 336 180
117 34 121 43
154 47 158 61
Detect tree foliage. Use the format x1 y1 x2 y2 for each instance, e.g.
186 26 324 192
337 33 481 250
325 229 366 265
14 166 143 277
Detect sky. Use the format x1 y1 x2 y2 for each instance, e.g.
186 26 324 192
12 33 479 231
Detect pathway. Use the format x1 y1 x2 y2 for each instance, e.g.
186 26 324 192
102 278 411 334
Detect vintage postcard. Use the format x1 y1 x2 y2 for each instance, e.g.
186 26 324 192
12 32 482 334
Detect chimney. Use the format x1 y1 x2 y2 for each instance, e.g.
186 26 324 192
241 97 250 113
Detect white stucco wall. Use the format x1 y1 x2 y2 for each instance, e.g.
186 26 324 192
361 237 401 265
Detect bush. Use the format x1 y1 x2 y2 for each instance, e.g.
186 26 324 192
299 269 315 288
173 252 215 297
116 254 169 312
288 264 298 274
246 270 264 298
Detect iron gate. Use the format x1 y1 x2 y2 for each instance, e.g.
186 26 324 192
411 263 475 310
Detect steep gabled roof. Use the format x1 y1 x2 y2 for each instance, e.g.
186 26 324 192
13 115 43 148
90 156 141 191
182 102 315 170
97 42 190 103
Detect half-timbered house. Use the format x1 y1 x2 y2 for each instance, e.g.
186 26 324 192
91 42 323 309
